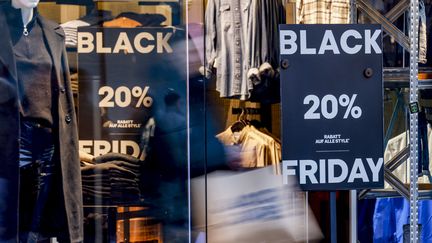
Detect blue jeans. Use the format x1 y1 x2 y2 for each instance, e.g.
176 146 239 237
19 120 55 243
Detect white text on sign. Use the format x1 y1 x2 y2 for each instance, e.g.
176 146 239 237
79 140 145 160
282 158 383 185
78 32 173 54
99 86 153 108
280 29 382 55
304 94 362 119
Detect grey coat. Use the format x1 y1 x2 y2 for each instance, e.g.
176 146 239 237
0 6 84 242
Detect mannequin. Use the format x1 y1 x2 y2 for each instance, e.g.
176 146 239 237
0 0 84 242
12 0 37 27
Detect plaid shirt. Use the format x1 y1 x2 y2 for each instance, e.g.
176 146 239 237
296 0 351 24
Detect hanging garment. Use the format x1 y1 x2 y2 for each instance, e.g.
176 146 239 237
296 0 351 24
419 0 427 64
373 198 432 242
216 125 281 172
383 124 432 189
407 0 428 64
205 0 284 99
372 122 432 242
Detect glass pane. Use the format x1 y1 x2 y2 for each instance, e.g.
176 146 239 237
0 1 192 242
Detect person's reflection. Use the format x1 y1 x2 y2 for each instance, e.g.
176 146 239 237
148 89 188 242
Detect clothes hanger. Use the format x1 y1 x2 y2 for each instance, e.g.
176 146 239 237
231 108 246 132
250 119 263 129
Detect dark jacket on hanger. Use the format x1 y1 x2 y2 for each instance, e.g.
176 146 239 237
0 5 83 242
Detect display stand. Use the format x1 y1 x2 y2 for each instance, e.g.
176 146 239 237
355 0 422 239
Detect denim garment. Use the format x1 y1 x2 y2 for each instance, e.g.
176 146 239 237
19 121 55 243
205 0 284 99
373 198 432 243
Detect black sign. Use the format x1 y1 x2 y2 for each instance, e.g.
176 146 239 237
77 27 187 159
280 24 384 190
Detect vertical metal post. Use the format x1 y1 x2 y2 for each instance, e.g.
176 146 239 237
350 190 357 243
409 0 420 240
350 0 357 23
349 3 358 243
330 192 337 243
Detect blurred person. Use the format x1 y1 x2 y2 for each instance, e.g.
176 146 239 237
144 89 189 242
192 166 323 243
0 0 83 242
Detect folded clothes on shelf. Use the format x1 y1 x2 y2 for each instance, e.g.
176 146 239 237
81 152 143 204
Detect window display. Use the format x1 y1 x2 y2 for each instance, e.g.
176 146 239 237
0 0 430 242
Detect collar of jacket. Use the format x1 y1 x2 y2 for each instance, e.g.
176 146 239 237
0 4 65 89
3 3 38 29
38 15 65 90
37 14 65 40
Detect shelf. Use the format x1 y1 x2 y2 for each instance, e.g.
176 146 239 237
83 199 149 208
360 189 432 200
384 67 432 89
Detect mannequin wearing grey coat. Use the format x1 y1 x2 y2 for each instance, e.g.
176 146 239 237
0 3 84 242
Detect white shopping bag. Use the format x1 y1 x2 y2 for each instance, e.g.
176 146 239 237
192 167 322 243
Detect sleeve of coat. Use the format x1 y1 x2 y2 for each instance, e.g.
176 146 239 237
204 0 218 79
60 46 85 242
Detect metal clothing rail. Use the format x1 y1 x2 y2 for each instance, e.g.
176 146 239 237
359 147 410 200
408 0 420 239
355 0 421 239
